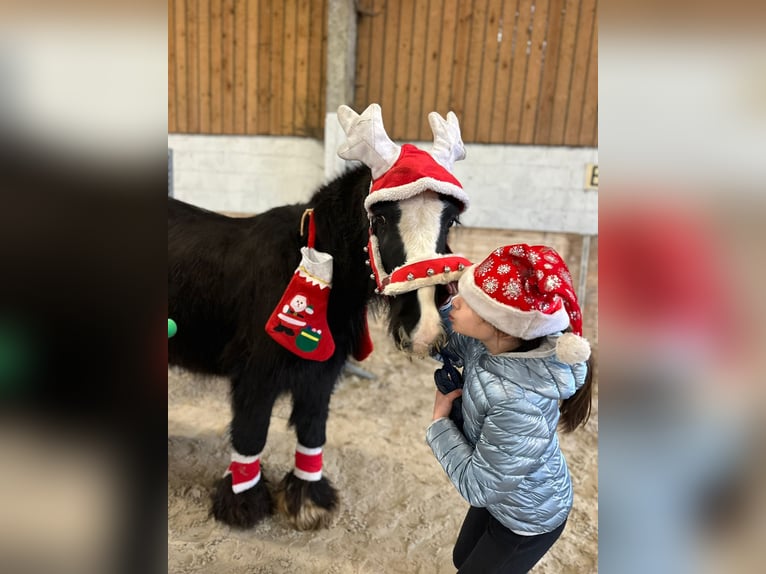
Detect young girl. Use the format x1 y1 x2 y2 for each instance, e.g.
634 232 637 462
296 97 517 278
427 244 593 574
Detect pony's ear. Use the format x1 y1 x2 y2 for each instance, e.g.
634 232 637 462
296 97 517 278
336 103 401 179
428 111 466 172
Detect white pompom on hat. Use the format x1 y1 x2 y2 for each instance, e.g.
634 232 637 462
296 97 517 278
457 244 591 364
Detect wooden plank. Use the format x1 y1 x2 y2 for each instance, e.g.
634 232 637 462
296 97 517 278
186 0 200 131
379 0 401 132
269 0 285 134
419 0 445 124
199 0 212 132
174 0 188 132
282 0 297 134
474 0 502 142
504 0 533 142
294 0 311 134
210 0 223 133
256 0 272 133
489 0 517 142
461 0 489 142
222 0 235 133
548 0 579 144
448 0 475 129
245 0 259 133
233 0 247 134
319 0 328 128
563 0 595 145
435 0 459 116
577 1 597 146
353 0 373 109
306 0 324 134
402 0 430 139
359 0 387 112
168 0 177 133
519 0 549 143
532 0 563 144
391 0 415 138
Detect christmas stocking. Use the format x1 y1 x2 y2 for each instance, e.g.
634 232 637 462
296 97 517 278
266 217 335 361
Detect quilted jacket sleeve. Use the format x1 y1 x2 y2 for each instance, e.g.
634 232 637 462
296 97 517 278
426 396 550 507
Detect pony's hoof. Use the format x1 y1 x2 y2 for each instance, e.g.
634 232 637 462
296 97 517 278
210 474 273 528
274 472 339 530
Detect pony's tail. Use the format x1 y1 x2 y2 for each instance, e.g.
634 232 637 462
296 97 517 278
559 355 595 433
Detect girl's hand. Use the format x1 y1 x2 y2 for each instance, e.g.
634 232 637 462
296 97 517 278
433 389 462 421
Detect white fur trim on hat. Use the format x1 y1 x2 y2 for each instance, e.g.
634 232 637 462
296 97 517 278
457 264 570 339
364 177 469 213
555 332 591 364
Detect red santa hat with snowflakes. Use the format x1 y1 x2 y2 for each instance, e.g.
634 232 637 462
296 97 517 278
458 244 591 364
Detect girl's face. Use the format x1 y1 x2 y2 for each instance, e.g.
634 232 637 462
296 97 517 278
448 295 496 342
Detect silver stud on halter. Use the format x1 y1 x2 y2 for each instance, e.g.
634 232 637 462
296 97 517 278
406 273 415 281
427 268 435 276
444 266 451 273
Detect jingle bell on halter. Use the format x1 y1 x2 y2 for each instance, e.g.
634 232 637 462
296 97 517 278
337 103 472 297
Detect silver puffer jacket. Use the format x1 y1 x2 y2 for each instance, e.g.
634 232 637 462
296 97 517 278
426 331 588 535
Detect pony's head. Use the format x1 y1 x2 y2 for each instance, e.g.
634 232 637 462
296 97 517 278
338 104 472 356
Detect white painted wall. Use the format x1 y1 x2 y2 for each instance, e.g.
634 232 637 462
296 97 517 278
169 124 597 235
168 134 326 214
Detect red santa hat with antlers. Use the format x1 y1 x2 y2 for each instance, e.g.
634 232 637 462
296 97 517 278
335 103 473 297
337 103 470 214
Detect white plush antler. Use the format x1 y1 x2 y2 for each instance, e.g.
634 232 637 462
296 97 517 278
337 103 401 180
428 111 466 172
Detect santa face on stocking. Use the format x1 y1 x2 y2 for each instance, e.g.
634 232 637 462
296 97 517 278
274 294 315 336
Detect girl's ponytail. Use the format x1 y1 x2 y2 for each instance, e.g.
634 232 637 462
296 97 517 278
559 355 595 432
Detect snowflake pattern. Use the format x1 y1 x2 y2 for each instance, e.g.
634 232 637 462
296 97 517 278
472 245 581 328
482 277 499 293
503 279 521 299
544 274 562 292
476 259 494 277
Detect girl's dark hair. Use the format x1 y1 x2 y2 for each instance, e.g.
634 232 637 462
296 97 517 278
559 354 595 432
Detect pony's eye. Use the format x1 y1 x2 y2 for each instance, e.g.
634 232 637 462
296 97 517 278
448 216 459 228
373 214 387 228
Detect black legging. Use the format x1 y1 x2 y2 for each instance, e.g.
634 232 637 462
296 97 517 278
453 507 567 573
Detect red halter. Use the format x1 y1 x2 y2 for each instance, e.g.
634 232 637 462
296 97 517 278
366 229 471 297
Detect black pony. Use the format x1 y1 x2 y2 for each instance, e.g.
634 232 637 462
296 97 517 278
168 104 470 530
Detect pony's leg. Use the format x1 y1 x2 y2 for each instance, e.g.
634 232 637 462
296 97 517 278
211 381 278 528
274 392 339 530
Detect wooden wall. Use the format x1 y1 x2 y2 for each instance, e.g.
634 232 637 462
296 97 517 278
168 0 328 137
354 0 597 146
169 0 597 147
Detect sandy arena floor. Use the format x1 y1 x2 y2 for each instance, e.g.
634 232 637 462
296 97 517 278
168 227 598 573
